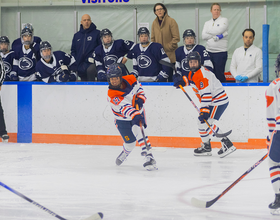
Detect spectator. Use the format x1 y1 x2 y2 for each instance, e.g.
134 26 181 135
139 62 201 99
230 28 262 83
71 14 101 81
0 36 17 81
11 23 41 51
151 3 180 82
0 57 9 142
93 28 135 81
36 41 77 83
175 29 213 79
130 27 171 82
13 27 40 81
202 3 228 83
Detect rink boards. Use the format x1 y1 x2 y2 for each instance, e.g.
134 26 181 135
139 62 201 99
1 82 268 149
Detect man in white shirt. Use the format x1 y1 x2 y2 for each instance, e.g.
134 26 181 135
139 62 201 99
230 28 262 83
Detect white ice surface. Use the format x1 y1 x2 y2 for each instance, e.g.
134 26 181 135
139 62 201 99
0 143 277 220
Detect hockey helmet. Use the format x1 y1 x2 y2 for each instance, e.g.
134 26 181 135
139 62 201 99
138 27 150 45
21 27 34 45
40 41 53 60
0 36 10 53
100 28 113 47
107 63 123 89
187 51 201 73
183 29 196 50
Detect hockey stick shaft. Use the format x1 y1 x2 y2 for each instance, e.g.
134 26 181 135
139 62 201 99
178 85 231 138
136 104 151 151
0 181 103 220
191 153 268 208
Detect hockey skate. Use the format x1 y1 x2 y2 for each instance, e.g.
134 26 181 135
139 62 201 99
143 153 157 171
194 140 212 156
116 150 129 166
218 137 236 158
1 134 9 143
269 194 280 215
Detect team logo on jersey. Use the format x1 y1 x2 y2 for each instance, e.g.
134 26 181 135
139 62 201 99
3 61 11 74
112 97 121 105
181 58 190 71
104 55 118 68
87 36 92 41
18 57 33 70
137 55 151 68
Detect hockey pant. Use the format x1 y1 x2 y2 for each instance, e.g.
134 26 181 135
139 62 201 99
268 130 280 194
198 102 228 143
115 119 151 154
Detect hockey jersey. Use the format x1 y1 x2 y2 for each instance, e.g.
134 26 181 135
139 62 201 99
13 42 40 78
175 44 213 77
130 42 170 82
94 39 135 75
266 78 280 137
36 51 77 83
0 51 16 81
107 74 146 121
188 66 228 108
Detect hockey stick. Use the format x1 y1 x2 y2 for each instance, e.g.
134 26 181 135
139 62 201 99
136 104 151 152
159 60 231 138
191 153 268 208
0 181 103 220
179 85 231 138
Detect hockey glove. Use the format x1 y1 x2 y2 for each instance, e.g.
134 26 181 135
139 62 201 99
173 73 186 88
235 75 243 81
198 107 210 123
240 76 248 82
135 97 144 110
155 74 167 82
69 72 77 82
132 114 146 128
56 73 69 82
97 71 107 82
10 72 19 81
217 34 223 39
61 65 70 75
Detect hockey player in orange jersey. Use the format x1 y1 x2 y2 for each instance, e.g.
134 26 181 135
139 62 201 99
106 63 157 171
173 51 236 158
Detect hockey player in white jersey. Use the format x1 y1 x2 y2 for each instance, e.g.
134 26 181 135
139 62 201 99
130 27 171 82
107 63 157 171
174 51 236 158
266 54 280 215
13 27 40 81
0 36 17 81
93 28 135 81
36 41 77 83
175 29 213 79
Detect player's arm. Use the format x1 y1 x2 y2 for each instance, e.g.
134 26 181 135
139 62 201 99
202 49 214 72
156 46 170 82
130 53 139 78
266 83 279 138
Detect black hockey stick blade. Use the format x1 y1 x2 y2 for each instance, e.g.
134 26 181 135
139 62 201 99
214 129 232 138
0 181 103 220
159 60 175 70
191 153 268 208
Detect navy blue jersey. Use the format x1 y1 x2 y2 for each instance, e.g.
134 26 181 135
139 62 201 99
130 42 170 82
0 51 16 81
175 44 213 77
11 36 42 51
94 39 135 75
13 42 41 78
36 51 77 83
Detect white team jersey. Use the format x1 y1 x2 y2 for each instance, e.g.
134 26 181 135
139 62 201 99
188 66 229 108
266 78 280 137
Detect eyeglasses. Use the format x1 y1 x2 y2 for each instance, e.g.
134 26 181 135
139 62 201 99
155 8 164 12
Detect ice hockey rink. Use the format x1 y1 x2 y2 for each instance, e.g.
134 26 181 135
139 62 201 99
0 143 277 220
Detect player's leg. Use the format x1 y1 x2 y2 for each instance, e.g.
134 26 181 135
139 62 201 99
0 98 8 142
132 123 157 170
268 131 280 215
195 120 212 156
210 103 236 158
115 120 137 165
